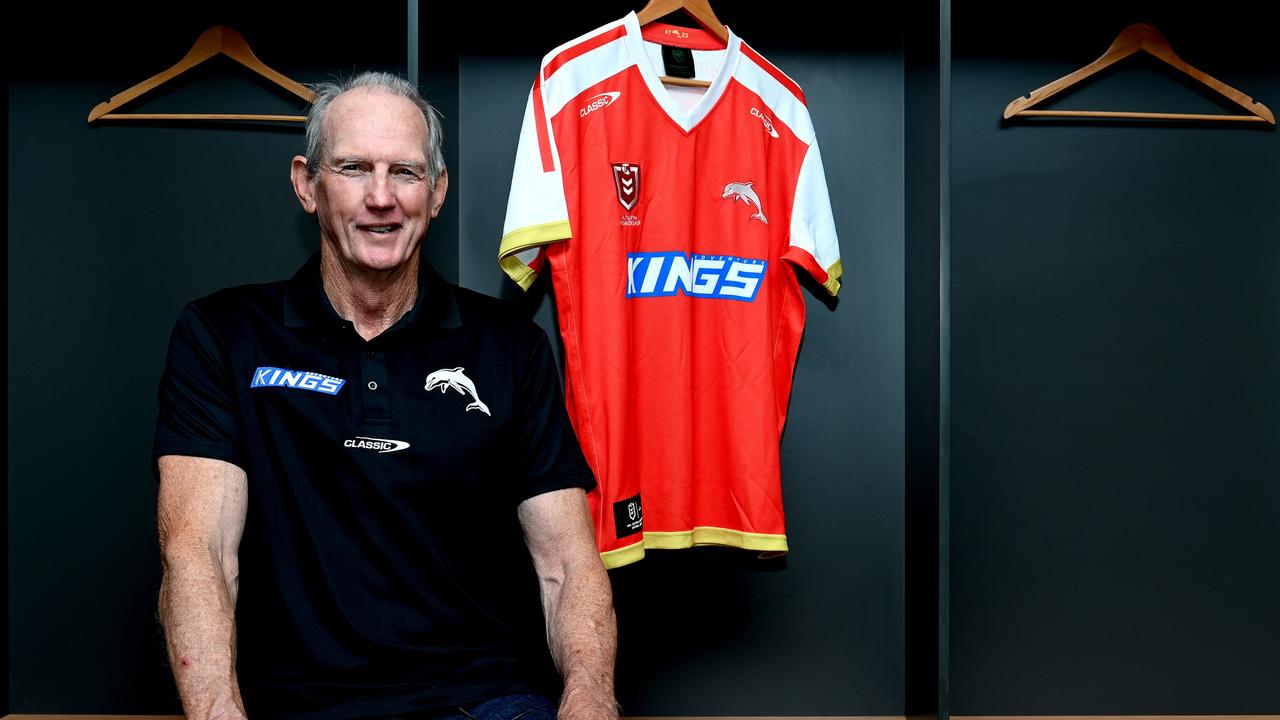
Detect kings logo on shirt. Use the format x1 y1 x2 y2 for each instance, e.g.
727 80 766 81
251 366 345 395
626 252 767 301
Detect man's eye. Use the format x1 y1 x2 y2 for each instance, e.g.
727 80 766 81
340 164 362 172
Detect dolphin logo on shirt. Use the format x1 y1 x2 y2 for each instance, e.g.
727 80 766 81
424 367 491 416
722 181 768 225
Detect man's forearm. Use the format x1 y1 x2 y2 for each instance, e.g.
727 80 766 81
545 558 619 720
159 543 245 720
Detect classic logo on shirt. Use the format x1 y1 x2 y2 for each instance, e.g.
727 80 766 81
722 181 768 225
424 367 491 416
344 436 411 453
580 91 621 118
251 366 345 395
750 107 780 138
627 252 767 301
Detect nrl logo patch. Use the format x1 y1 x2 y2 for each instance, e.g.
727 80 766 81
612 162 640 212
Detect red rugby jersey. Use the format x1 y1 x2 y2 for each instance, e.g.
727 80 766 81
499 13 841 569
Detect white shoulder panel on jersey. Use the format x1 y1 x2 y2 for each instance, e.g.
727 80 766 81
541 32 635 120
733 51 817 145
502 92 567 239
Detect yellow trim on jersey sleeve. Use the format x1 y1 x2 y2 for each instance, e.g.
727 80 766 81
497 220 572 291
643 527 790 553
600 540 646 569
823 259 843 297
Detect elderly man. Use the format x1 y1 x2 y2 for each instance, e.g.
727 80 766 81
154 72 617 720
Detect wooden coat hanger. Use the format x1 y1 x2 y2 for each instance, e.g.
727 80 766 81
1004 22 1274 124
636 0 729 88
88 26 316 123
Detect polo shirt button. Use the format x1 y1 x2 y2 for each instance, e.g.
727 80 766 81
367 380 378 390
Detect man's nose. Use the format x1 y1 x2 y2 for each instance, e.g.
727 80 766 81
365 171 396 208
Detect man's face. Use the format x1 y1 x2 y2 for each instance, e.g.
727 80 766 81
292 88 446 274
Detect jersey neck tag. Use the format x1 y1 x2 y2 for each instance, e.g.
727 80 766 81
661 45 696 79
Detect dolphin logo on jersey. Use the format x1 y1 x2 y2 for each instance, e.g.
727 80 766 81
424 367 491 416
722 181 768 225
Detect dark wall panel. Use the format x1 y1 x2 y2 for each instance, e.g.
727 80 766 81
8 4 407 712
453 6 908 713
950 4 1280 713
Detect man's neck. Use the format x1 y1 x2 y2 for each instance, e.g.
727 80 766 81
320 250 419 341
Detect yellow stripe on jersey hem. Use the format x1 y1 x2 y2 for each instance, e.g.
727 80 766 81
823 258 843 296
643 527 789 552
600 540 646 569
599 529 789 569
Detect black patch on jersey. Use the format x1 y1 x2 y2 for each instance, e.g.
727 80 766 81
613 494 644 538
662 45 696 79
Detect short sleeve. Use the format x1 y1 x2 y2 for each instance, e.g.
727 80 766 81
498 75 572 291
152 303 244 472
781 140 843 296
512 327 595 501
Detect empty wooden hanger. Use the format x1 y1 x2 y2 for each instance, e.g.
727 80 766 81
1004 22 1274 124
88 25 316 123
637 0 729 88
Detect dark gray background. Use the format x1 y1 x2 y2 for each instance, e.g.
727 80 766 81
7 1 907 715
949 1 1279 714
7 0 1278 716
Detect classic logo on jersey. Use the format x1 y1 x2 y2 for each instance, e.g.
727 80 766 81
663 27 690 40
627 252 767 301
750 107 780 138
424 367 491 416
612 162 640 212
722 181 769 225
344 436 411 453
613 494 644 539
251 367 345 395
579 91 621 118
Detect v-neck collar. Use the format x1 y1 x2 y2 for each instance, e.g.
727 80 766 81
621 11 741 134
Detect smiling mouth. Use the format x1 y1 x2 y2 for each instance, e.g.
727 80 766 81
360 224 401 235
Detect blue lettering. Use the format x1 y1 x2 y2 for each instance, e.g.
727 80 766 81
626 252 766 301
251 367 346 395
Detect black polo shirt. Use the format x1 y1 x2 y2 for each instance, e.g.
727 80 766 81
154 252 594 720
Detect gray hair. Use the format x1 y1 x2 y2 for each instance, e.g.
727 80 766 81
304 72 446 184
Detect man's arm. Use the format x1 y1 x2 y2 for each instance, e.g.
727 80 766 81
157 455 249 720
518 488 619 720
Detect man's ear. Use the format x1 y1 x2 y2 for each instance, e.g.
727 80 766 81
429 167 449 219
290 156 317 214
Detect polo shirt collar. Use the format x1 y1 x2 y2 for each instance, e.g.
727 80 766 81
283 251 461 332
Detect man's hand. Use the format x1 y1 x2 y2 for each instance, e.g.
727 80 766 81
518 488 619 720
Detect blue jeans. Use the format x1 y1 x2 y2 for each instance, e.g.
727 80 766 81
394 692 554 720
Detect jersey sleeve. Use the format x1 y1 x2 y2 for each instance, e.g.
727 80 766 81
152 303 244 472
498 75 572 291
512 327 596 501
781 139 843 296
